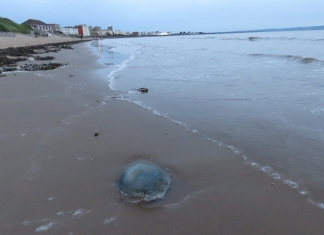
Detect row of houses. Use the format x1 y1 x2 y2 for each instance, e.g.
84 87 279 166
23 19 92 36
22 19 172 37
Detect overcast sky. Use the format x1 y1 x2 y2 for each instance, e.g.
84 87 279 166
1 0 323 33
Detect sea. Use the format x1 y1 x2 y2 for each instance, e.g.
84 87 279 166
91 30 324 208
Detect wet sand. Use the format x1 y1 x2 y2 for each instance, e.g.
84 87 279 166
0 41 323 234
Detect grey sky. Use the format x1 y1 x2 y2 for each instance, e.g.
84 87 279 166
1 0 323 32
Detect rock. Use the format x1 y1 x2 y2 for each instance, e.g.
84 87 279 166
60 44 73 49
0 56 27 66
118 161 171 201
94 132 99 137
33 55 55 61
3 67 17 72
138 88 149 93
20 63 67 71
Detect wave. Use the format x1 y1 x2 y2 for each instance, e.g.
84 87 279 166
249 53 324 64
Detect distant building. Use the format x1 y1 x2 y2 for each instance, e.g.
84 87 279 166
157 32 171 36
48 24 60 32
89 26 102 36
99 26 113 36
114 30 126 35
133 32 139 36
61 27 79 35
149 31 159 36
75 25 90 36
106 30 113 35
22 19 53 32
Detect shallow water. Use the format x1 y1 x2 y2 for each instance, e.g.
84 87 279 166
93 30 324 206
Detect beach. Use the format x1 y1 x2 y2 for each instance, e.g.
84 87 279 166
0 33 84 49
0 38 324 234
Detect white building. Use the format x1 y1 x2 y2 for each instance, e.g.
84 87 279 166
61 27 79 35
157 32 172 36
114 30 126 35
75 25 90 37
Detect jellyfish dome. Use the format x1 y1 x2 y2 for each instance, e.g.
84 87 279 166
118 162 171 201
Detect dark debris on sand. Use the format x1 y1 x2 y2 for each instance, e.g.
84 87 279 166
33 55 55 61
20 63 67 71
0 41 84 66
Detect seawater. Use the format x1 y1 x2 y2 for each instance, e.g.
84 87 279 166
92 30 324 207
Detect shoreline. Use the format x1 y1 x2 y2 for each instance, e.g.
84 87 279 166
0 40 323 234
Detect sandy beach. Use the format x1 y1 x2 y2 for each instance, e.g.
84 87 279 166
0 39 323 234
0 33 83 49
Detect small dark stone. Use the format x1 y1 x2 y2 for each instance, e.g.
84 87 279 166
138 88 149 93
69 75 74 77
94 132 99 137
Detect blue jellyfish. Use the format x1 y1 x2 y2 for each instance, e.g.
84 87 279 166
118 162 171 201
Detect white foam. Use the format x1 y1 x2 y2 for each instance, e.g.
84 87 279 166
103 214 119 225
227 145 235 150
22 220 31 225
164 190 205 208
72 209 85 216
317 203 324 209
251 162 260 168
299 191 308 196
261 166 273 174
35 222 55 232
271 173 281 180
284 180 299 189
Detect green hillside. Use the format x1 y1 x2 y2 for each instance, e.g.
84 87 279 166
0 17 32 34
